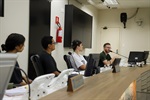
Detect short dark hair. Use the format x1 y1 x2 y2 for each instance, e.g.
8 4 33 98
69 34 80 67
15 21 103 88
41 36 53 49
103 43 110 48
1 33 25 52
72 40 82 51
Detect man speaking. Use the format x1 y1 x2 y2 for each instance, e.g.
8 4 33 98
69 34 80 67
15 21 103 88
98 43 116 67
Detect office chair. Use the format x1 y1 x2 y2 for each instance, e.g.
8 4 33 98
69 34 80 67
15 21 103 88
30 55 44 76
63 55 73 69
63 55 79 72
83 55 89 61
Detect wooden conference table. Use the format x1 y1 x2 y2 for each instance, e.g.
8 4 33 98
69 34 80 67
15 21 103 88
41 65 150 100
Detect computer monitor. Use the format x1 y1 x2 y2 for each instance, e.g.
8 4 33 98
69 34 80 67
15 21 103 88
143 51 149 65
0 53 18 100
112 58 121 73
89 53 100 67
84 54 100 77
112 58 121 67
128 51 144 64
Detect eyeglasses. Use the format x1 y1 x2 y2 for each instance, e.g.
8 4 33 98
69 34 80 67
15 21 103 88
105 47 111 49
52 42 56 45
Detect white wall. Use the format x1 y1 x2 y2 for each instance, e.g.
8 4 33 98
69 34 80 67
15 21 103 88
0 0 29 72
97 8 150 62
51 0 99 71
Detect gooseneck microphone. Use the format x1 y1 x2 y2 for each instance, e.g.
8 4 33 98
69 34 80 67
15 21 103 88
68 52 80 74
16 67 31 100
109 50 128 59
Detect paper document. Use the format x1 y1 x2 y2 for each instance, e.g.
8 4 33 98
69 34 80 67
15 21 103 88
5 86 27 96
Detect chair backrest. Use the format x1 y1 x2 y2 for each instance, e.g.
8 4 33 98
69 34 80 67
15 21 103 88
30 55 44 77
63 55 78 71
63 55 73 69
83 55 89 61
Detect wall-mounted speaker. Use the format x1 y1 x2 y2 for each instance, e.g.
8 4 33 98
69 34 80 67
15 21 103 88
120 13 127 28
120 13 127 22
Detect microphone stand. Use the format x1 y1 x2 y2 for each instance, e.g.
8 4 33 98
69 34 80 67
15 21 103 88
16 67 31 100
111 51 128 59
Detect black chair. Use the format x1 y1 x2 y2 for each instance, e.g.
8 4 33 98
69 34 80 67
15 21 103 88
63 55 79 72
63 55 73 69
30 55 44 77
83 55 89 61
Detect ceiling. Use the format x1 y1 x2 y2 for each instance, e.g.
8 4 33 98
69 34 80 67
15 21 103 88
76 0 150 9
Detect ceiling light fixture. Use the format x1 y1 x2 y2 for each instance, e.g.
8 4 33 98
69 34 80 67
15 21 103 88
103 0 118 5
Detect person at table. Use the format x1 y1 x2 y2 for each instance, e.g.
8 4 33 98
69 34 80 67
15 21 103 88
1 33 32 86
98 43 116 67
72 40 87 70
39 36 61 77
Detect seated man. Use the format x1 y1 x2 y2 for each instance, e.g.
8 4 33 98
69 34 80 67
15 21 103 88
72 40 87 70
98 43 116 67
39 36 61 77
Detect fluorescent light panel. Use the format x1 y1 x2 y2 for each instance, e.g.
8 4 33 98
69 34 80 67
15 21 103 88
103 0 118 5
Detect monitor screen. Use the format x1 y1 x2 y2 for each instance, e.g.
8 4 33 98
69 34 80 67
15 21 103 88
0 53 18 100
84 54 100 77
143 51 149 61
112 58 121 68
64 5 93 48
0 0 4 17
128 51 144 63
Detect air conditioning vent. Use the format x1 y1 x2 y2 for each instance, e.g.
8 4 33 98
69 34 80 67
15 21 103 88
75 0 90 5
92 0 104 3
75 0 104 5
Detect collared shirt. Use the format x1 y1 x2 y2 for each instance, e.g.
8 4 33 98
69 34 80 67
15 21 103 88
98 51 111 67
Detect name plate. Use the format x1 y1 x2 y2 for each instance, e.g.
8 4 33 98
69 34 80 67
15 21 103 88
112 64 120 73
67 74 84 92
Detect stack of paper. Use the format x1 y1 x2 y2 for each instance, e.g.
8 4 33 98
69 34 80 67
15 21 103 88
5 87 27 96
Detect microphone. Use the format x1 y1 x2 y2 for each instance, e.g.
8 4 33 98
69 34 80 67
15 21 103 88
68 52 80 74
109 50 113 52
16 67 31 100
110 50 128 59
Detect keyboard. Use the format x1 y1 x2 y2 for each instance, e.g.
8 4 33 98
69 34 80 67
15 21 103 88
136 70 150 100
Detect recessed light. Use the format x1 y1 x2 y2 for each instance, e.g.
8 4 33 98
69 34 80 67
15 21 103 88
103 0 119 5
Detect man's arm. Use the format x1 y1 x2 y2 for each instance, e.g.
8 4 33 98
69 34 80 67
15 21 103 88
79 65 86 70
73 56 86 70
103 57 115 66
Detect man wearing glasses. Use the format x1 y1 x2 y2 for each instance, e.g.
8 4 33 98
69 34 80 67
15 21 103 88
39 36 61 76
98 43 116 67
